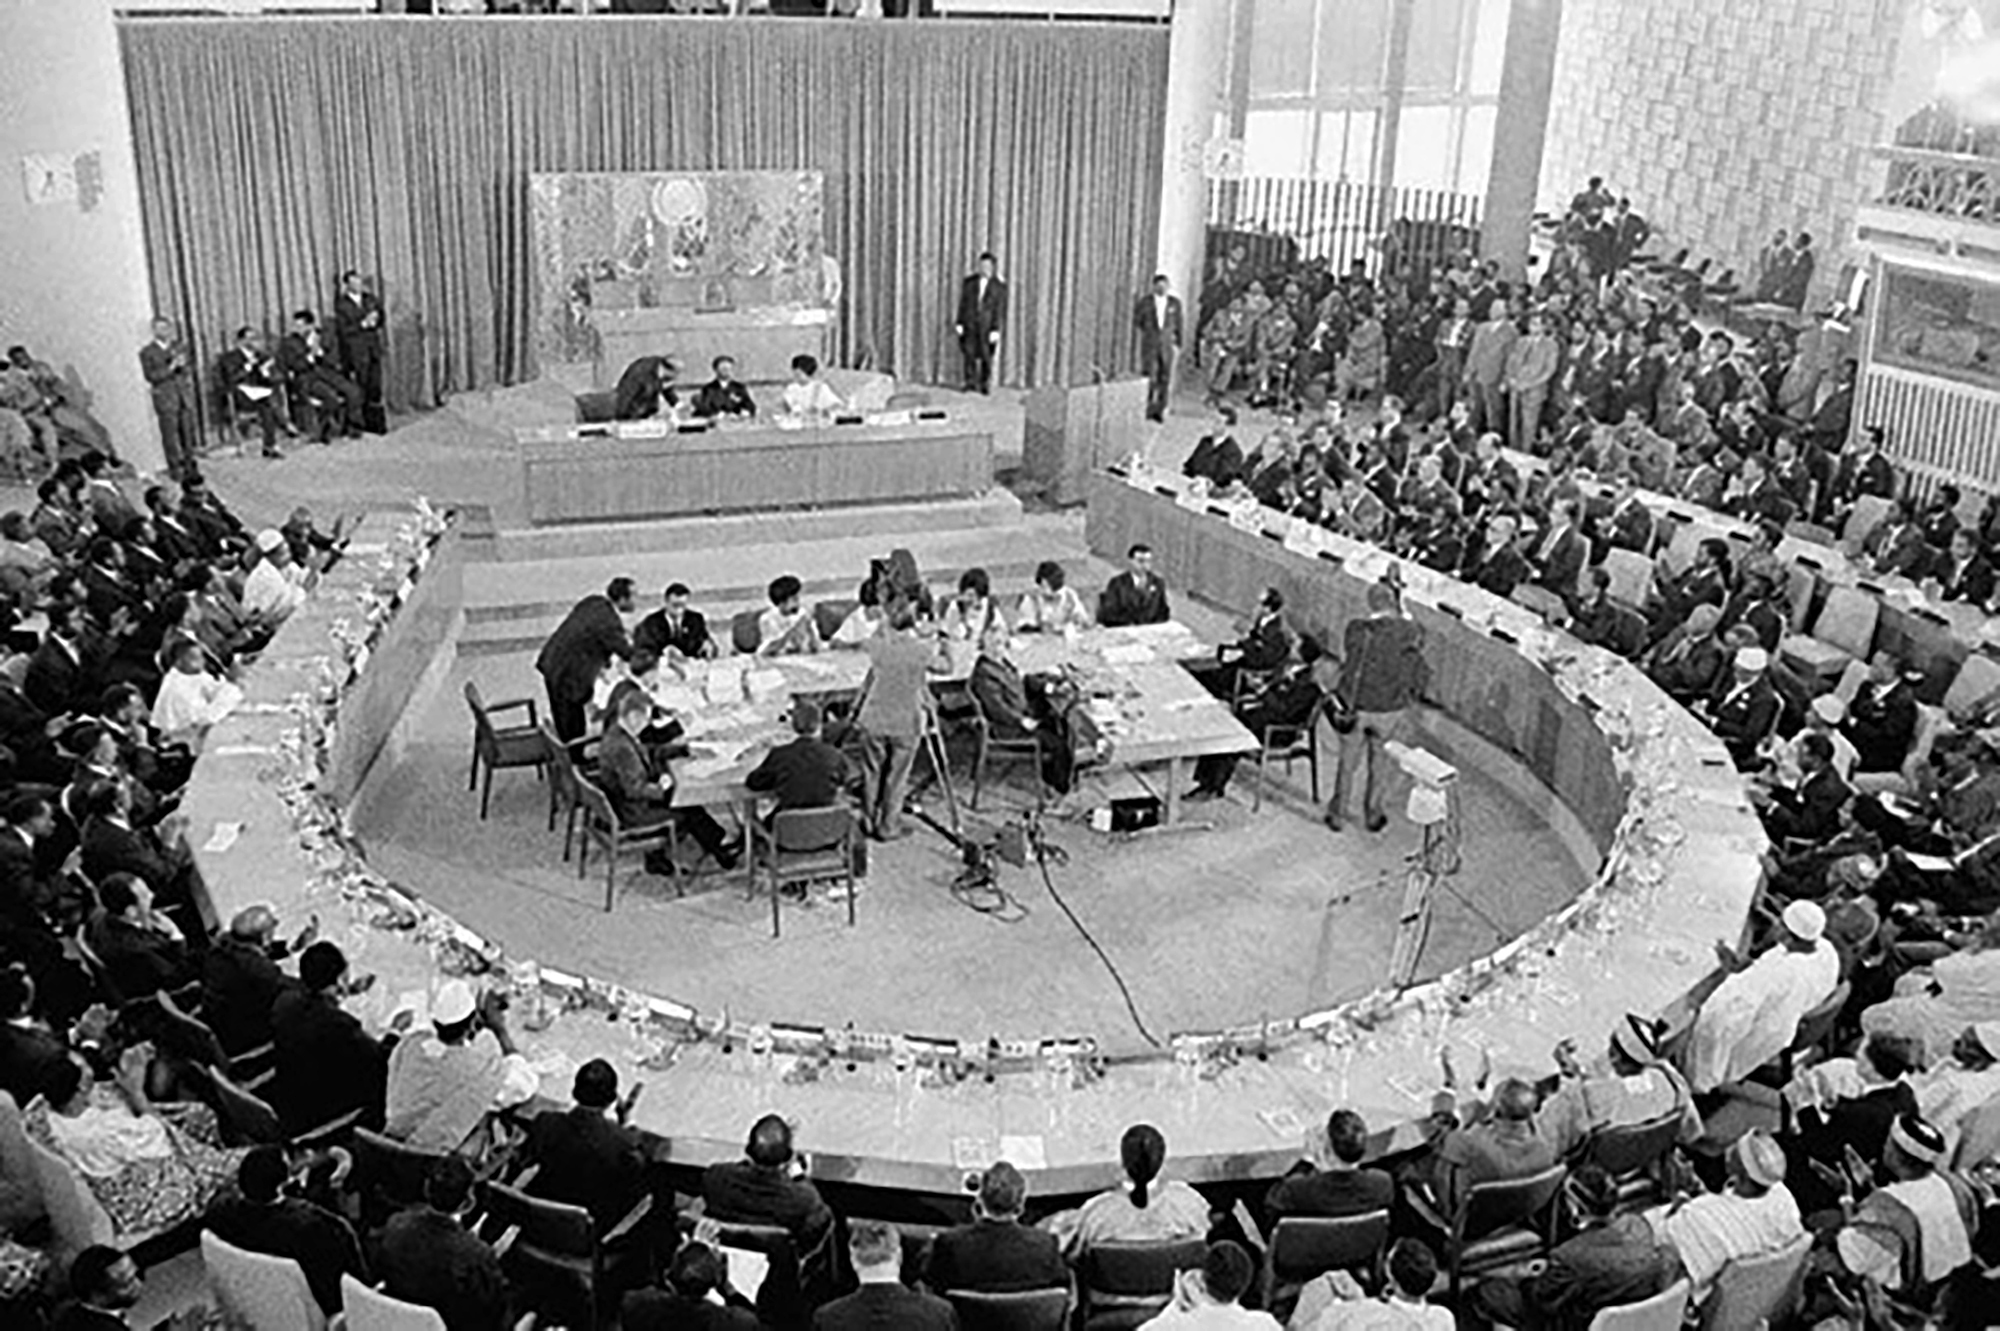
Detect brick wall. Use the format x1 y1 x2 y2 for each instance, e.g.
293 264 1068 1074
1539 0 1907 305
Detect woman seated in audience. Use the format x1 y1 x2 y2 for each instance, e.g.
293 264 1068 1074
939 566 1006 642
1047 1123 1211 1257
24 1043 243 1237
1015 560 1090 635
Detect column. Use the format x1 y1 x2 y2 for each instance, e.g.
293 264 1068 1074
1154 0 1239 343
1371 0 1417 235
1481 0 1564 283
0 0 163 473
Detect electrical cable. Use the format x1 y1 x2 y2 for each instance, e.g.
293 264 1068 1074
1028 820 1162 1049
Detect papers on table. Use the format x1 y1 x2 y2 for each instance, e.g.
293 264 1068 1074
743 669 788 702
1099 642 1154 665
703 662 746 706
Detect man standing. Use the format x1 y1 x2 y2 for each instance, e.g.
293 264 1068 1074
536 577 636 741
138 317 198 480
1462 298 1517 440
853 605 937 842
333 270 387 434
277 309 362 442
1330 582 1426 832
1135 274 1183 423
1503 310 1560 451
955 251 1007 395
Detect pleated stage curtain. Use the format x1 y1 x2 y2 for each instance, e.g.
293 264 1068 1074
119 16 1168 413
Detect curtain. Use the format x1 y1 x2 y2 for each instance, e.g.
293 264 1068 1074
119 16 1169 414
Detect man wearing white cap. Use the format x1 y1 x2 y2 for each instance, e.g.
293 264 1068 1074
1540 1014 1701 1161
1911 1023 2000 1154
1646 1129 1802 1301
1707 646 1780 769
1686 900 1840 1093
1833 1114 1977 1299
383 978 539 1154
241 528 312 626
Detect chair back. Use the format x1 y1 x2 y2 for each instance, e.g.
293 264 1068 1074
1459 1164 1567 1244
1843 495 1895 552
484 1178 598 1259
1269 1210 1390 1283
0 1092 42 1230
945 1286 1073 1331
1788 981 1849 1057
773 805 853 855
812 599 854 644
1588 1277 1690 1331
1810 585 1879 661
1601 548 1653 607
1945 651 2000 719
1699 1233 1809 1330
1580 1111 1686 1179
352 1127 450 1219
191 1063 284 1145
731 609 762 655
463 680 497 753
1081 1236 1206 1303
1782 562 1817 633
202 1229 326 1331
540 723 580 805
572 774 619 834
340 1274 447 1331
21 1099 115 1254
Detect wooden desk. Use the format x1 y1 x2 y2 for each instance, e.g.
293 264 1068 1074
515 416 995 525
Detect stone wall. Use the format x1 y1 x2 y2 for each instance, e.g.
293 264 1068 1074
1539 0 1908 307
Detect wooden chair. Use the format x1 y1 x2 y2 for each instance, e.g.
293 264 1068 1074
1078 1236 1206 1330
1260 1210 1390 1311
340 1274 446 1331
1778 585 1878 685
538 724 597 860
482 1174 651 1331
1413 1163 1568 1297
730 608 763 655
749 805 857 938
1601 547 1654 606
1577 1110 1687 1209
1698 1232 1809 1330
187 1062 285 1145
202 1229 325 1331
1254 694 1324 812
226 1039 278 1094
944 1286 1074 1331
1944 651 2000 719
1588 1277 1690 1330
969 691 1044 811
573 774 681 913
464 681 546 819
351 1126 452 1230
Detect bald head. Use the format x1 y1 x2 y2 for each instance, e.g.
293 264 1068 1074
1492 1078 1539 1122
228 905 278 944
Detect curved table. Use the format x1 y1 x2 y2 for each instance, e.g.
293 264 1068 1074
180 485 1763 1203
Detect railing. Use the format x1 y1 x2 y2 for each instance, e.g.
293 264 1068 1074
1874 145 2000 225
1205 177 1483 285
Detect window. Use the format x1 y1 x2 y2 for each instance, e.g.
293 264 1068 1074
1243 109 1314 178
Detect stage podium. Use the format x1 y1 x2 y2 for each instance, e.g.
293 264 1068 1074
1022 376 1148 506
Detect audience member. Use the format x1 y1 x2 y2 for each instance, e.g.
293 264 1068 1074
1052 1123 1211 1256
1474 1165 1674 1330
376 1155 512 1331
271 940 395 1133
383 978 539 1153
1295 1237 1453 1330
1138 1239 1278 1329
1686 898 1839 1092
814 1219 955 1330
926 1160 1069 1294
204 1144 366 1316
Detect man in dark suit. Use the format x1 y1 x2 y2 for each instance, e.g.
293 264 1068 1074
86 872 195 1002
1182 405 1245 487
217 327 286 459
600 689 739 873
1190 636 1324 801
52 1245 145 1331
631 582 714 661
332 270 387 433
1601 477 1656 553
1759 731 1852 844
1221 587 1294 676
613 354 679 422
199 906 296 1056
970 627 1084 794
1265 1108 1395 1225
624 1241 760 1331
955 252 1007 395
206 1146 367 1318
1333 584 1427 832
691 356 756 420
536 578 636 742
745 701 850 814
1134 273 1183 422
1846 650 1919 776
1863 499 1927 578
277 309 362 442
271 941 393 1133
702 1113 836 1261
926 1162 1068 1295
1097 543 1170 627
1937 529 1995 606
1707 648 1782 769
1646 603 1727 705
0 792 62 933
524 1059 651 1230
138 317 197 480
815 1220 954 1331
78 781 193 916
1530 499 1588 595
376 1157 510 1331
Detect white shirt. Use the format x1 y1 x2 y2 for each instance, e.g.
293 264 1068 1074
781 379 844 417
150 667 243 740
1650 1186 1802 1294
1154 294 1171 333
1139 1301 1278 1331
1686 940 1840 1092
242 557 307 623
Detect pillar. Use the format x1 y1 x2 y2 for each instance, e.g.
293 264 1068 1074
1480 0 1564 283
0 0 163 474
1154 0 1238 342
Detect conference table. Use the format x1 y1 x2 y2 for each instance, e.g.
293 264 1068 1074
514 412 995 525
589 621 1257 834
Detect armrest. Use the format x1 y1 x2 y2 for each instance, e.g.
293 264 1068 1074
510 1162 542 1189
603 1193 654 1245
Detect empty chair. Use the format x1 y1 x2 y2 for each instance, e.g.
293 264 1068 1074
1945 651 2000 719
1260 1211 1390 1310
1601 547 1654 608
1699 1232 1809 1329
730 608 762 655
1842 494 1897 554
748 804 857 939
1578 1112 1687 1208
464 681 547 819
482 1178 650 1331
1254 697 1323 812
1589 1277 1690 1331
202 1229 325 1331
945 1286 1074 1331
340 1274 447 1331
351 1127 452 1230
1778 585 1879 683
1079 1237 1206 1330
1416 1163 1569 1296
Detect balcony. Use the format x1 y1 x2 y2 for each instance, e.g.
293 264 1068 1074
1856 144 2000 266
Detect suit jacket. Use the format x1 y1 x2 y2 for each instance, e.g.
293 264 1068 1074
139 339 195 412
1265 1165 1395 1222
23 636 86 716
743 736 850 811
1533 524 1587 594
1232 612 1293 673
88 913 194 1001
1647 630 1725 702
333 289 384 355
277 329 335 379
1605 500 1655 554
1709 676 1780 760
1133 293 1183 356
612 356 671 421
271 986 388 1132
0 829 54 929
1182 432 1245 487
218 346 282 407
815 1283 958 1331
1847 681 1917 774
376 1207 509 1331
80 817 177 898
626 1290 761 1331
701 1160 834 1248
200 935 292 1054
1764 766 1852 843
525 1106 649 1228
598 724 673 827
1864 520 1927 578
925 1218 1069 1295
206 1194 366 1316
535 594 631 702
692 378 756 419
970 652 1036 738
1462 544 1531 599
1097 571 1170 627
633 607 712 660
957 274 1007 340
1939 553 1996 606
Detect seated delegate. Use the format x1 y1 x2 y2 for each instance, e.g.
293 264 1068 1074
692 354 756 420
780 353 844 420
